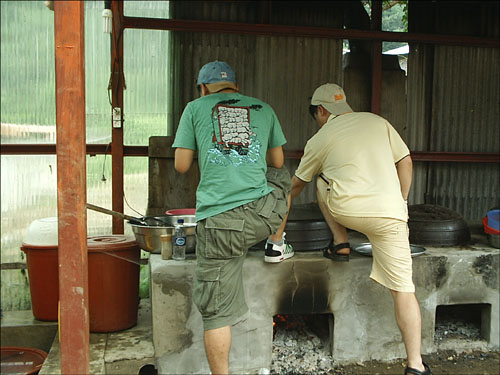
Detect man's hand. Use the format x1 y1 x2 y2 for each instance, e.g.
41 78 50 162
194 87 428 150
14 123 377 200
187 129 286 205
174 148 195 174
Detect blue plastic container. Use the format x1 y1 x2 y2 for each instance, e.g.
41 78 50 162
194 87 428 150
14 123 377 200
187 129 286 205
487 209 500 231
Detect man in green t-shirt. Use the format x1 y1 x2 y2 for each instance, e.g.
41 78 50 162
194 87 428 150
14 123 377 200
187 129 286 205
173 61 293 374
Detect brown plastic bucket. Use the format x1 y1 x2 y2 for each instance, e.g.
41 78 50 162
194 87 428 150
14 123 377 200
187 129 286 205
87 235 140 332
22 234 140 331
20 245 59 321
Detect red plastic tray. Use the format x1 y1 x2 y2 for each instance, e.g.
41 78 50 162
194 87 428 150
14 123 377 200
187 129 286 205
483 216 500 235
165 208 196 215
1 346 47 375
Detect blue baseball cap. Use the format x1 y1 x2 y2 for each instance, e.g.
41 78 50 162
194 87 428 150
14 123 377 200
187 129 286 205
197 61 237 91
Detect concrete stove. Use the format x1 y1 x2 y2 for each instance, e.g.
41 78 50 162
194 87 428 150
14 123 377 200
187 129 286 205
149 232 499 374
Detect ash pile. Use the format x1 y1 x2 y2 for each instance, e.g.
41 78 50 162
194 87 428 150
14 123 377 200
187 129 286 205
270 314 334 375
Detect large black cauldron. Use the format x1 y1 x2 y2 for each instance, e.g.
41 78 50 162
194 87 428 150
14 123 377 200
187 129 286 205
250 203 332 252
408 204 471 246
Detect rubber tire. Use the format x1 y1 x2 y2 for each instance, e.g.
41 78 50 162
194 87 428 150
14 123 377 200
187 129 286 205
408 204 471 246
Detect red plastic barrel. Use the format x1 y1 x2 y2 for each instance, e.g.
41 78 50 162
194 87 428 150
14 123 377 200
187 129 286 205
22 230 140 331
20 244 59 321
87 235 140 332
21 217 59 321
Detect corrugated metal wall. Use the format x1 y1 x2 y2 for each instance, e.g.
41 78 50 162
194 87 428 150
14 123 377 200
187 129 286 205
407 44 500 220
170 1 344 205
168 1 499 220
427 46 500 219
406 44 434 208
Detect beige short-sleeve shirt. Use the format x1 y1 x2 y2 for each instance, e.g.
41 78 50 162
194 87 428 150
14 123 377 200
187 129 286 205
295 112 410 221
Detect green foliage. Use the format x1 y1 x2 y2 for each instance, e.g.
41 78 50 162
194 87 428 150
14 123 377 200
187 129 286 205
361 1 408 32
359 0 408 52
400 1 409 32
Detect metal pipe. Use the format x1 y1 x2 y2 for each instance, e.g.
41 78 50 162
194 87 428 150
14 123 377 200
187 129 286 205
111 0 125 234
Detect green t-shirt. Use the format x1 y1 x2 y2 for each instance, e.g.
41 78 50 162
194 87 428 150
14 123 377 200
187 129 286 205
172 93 287 221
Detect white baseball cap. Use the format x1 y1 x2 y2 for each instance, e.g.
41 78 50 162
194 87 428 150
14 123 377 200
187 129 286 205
311 83 353 115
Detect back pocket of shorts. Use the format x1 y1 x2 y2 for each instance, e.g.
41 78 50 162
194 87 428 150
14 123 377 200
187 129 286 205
194 266 221 317
255 192 277 219
205 217 245 258
255 191 287 232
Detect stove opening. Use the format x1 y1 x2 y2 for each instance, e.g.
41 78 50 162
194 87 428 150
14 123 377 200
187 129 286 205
435 303 491 343
272 314 334 374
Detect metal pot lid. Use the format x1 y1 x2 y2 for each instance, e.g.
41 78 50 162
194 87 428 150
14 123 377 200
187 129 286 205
352 243 426 257
288 203 325 221
408 204 464 222
87 235 139 252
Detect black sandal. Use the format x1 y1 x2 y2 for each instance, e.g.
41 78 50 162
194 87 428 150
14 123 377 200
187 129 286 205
404 361 432 375
323 241 350 262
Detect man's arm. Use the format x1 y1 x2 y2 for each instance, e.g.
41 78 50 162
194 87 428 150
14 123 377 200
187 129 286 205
291 175 307 199
174 148 195 174
266 145 284 169
396 155 412 200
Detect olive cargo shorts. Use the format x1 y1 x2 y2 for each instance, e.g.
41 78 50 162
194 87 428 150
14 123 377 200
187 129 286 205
193 167 291 330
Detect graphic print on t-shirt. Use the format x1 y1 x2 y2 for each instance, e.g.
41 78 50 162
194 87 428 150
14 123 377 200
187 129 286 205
208 100 263 166
215 104 254 153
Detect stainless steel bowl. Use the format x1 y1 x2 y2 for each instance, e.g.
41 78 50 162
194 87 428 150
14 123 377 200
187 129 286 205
130 214 197 255
487 233 500 248
131 224 174 255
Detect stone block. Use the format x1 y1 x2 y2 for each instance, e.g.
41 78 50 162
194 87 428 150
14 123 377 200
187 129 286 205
150 237 499 373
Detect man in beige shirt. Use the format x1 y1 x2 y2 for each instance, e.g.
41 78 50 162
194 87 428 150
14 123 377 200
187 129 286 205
291 83 431 375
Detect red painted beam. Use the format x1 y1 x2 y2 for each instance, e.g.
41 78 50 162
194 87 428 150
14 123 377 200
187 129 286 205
122 17 500 48
371 1 382 115
111 0 125 234
284 150 500 163
410 151 500 163
1 144 499 163
0 144 149 156
53 1 89 373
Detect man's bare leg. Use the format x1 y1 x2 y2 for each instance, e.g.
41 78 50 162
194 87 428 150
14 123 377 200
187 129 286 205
204 325 231 374
316 187 349 254
391 290 426 372
269 194 291 243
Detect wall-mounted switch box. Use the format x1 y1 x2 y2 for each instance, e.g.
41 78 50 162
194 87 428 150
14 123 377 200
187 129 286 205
112 107 122 128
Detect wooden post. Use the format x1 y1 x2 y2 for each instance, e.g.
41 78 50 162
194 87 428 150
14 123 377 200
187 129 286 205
53 1 90 373
111 0 125 233
371 0 383 115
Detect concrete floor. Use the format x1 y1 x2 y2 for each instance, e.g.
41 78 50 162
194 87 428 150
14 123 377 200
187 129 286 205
1 299 155 375
1 309 58 353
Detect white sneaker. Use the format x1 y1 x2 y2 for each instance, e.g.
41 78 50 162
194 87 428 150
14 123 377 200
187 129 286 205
264 233 294 263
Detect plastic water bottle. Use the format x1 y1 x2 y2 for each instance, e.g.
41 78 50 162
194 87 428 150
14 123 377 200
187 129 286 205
172 219 186 260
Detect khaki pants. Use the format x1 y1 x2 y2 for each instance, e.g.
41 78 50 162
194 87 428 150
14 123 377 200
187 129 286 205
316 178 415 293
